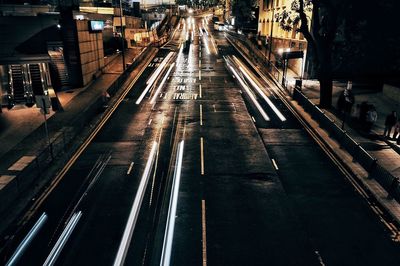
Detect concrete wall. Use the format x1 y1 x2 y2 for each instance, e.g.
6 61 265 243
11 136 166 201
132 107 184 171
76 20 104 86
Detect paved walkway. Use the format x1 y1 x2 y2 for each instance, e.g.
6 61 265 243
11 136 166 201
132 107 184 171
0 48 142 159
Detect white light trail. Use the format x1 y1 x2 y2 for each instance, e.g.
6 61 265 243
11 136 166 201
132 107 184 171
150 63 175 104
229 65 270 122
6 213 48 266
43 211 82 266
137 53 174 105
113 141 158 266
146 52 174 85
239 66 286 122
203 37 211 55
160 141 185 266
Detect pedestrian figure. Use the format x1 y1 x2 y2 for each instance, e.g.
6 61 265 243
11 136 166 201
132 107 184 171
365 105 378 132
337 86 355 129
384 111 397 138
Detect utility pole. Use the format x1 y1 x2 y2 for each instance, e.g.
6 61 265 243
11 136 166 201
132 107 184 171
119 0 126 71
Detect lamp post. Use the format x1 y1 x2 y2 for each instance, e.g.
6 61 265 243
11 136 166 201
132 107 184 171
119 0 126 71
268 0 274 67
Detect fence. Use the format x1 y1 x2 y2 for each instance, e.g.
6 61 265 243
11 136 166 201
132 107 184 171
293 88 400 202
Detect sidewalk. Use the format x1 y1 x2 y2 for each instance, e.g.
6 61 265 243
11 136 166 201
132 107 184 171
0 47 156 236
230 33 400 227
0 48 142 159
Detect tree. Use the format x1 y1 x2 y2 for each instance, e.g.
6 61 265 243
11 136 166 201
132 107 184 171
275 0 350 108
231 0 257 29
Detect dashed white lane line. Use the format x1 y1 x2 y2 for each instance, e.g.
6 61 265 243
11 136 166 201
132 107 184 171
127 162 134 175
200 104 203 126
271 159 279 171
200 137 205 175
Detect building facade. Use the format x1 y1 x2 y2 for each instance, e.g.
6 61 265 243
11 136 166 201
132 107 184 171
258 0 311 77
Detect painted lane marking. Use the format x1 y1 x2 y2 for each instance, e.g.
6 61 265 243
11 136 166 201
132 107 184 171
127 162 134 175
271 159 279 170
200 137 205 175
199 84 202 98
200 104 203 126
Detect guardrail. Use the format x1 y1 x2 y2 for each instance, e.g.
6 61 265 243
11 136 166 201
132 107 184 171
293 88 400 201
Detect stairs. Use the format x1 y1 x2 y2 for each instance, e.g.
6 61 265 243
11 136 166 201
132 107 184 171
48 48 69 90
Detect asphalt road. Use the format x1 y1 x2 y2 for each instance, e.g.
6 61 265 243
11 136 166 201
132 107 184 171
3 14 400 266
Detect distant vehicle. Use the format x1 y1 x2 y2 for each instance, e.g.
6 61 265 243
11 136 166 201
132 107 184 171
183 30 192 53
183 39 190 53
214 22 224 31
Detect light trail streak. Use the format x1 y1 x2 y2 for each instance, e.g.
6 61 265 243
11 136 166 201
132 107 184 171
228 64 270 122
113 142 158 266
160 141 185 266
6 213 48 266
43 212 82 266
150 63 175 104
233 57 286 121
137 53 174 105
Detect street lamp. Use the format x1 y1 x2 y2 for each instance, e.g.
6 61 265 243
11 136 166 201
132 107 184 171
119 0 126 71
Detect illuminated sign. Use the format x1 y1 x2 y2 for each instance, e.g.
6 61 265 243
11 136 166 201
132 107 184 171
89 20 104 32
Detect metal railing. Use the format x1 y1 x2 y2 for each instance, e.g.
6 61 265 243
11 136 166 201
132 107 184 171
227 30 400 202
0 47 154 214
293 88 400 202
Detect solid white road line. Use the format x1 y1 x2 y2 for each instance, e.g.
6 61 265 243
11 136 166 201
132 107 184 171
201 200 207 266
113 142 158 266
160 141 185 266
200 137 205 175
127 162 134 175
